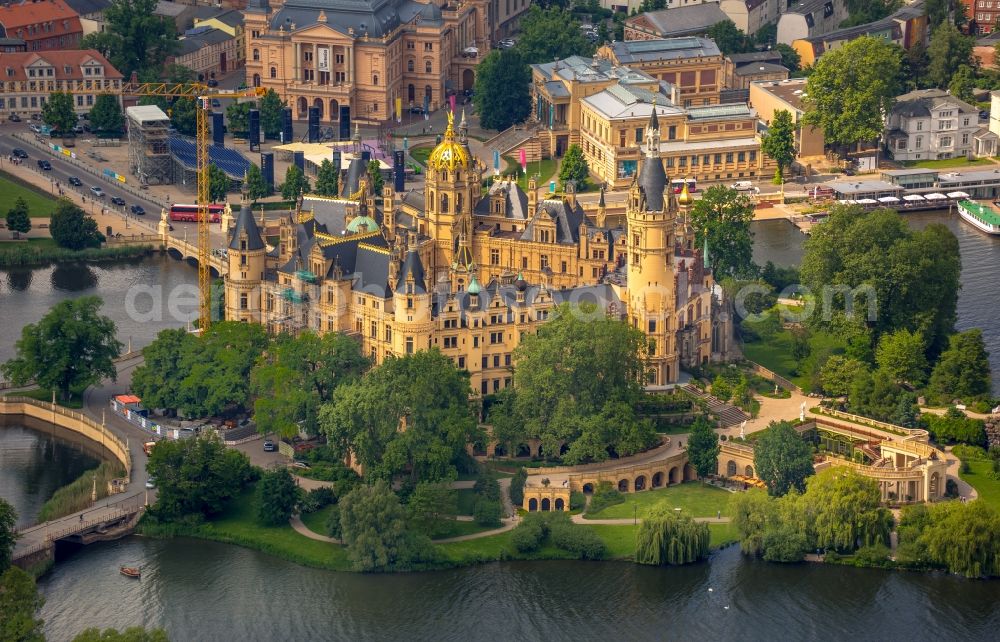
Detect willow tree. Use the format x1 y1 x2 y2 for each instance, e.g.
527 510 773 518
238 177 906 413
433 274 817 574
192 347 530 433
635 511 710 566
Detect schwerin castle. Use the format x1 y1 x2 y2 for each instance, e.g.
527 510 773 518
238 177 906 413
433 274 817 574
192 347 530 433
221 109 736 393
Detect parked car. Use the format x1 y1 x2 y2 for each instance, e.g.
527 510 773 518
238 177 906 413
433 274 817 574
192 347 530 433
980 110 990 120
207 78 219 87
211 99 221 108
409 106 425 114
110 196 126 206
28 123 40 133
12 148 27 159
8 113 21 122
68 176 82 186
90 186 105 197
72 125 84 134
30 113 41 121
37 159 51 170
145 477 156 489
130 204 146 215
263 439 276 452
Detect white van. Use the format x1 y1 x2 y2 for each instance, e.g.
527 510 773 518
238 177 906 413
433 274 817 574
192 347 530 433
731 181 758 194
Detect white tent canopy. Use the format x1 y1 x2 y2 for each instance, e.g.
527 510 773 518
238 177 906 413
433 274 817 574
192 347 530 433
924 193 947 200
856 198 878 204
902 194 925 201
877 196 900 203
946 191 969 198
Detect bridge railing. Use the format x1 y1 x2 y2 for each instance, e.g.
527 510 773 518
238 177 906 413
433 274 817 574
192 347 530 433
13 492 146 558
0 396 132 478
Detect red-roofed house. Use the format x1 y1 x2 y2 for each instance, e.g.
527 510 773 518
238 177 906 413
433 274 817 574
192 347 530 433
0 0 83 52
0 49 122 117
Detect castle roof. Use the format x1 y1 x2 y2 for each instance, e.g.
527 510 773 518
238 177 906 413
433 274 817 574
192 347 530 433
228 202 265 251
396 247 426 294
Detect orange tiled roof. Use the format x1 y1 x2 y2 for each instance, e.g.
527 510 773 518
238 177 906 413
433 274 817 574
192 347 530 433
0 49 123 81
0 0 82 37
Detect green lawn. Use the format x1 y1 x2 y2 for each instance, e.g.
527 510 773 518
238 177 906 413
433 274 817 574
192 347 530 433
960 460 1000 510
0 172 59 218
432 518 497 539
502 156 559 191
455 488 478 515
742 324 846 391
584 482 733 520
410 146 433 167
900 157 993 170
299 505 335 536
141 487 351 571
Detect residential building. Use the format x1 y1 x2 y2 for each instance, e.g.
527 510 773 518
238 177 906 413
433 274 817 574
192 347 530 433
224 112 735 389
0 49 122 118
625 3 729 40
776 0 849 45
531 55 660 159
968 0 1000 33
579 83 770 189
243 0 526 123
0 0 83 52
153 0 198 33
748 78 825 157
62 0 110 35
172 25 241 78
723 50 788 89
597 37 725 107
0 37 27 52
792 2 928 67
884 89 980 162
599 0 718 16
719 0 781 35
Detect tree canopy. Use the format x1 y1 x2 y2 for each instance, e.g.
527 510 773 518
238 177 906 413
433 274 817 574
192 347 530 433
0 498 16 574
338 480 433 571
6 197 31 235
79 0 177 78
206 164 229 203
689 185 756 279
635 511 710 566
558 144 589 189
2 296 121 401
753 421 814 496
258 88 285 139
0 566 44 642
319 350 480 482
775 43 801 72
514 6 595 63
800 205 960 360
281 164 311 200
49 199 104 250
473 48 531 132
904 500 1000 578
929 329 992 402
705 20 751 56
874 328 928 386
314 159 340 197
761 109 796 183
251 331 369 438
685 416 720 479
89 94 125 136
489 302 656 464
226 101 252 137
42 91 77 135
926 22 974 89
802 37 903 148
245 162 269 202
146 434 255 519
256 467 299 526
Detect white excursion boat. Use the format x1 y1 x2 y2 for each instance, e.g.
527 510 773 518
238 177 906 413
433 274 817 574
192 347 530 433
957 200 1000 235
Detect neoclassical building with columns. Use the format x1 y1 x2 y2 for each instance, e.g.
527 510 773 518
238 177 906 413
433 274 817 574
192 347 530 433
242 0 529 123
224 109 735 393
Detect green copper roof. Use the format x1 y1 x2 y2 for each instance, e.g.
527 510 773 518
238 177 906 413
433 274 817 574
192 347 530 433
959 200 1000 226
346 215 379 233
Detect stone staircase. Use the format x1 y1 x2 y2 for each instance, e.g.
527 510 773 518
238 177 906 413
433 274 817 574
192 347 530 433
483 122 542 158
682 384 750 428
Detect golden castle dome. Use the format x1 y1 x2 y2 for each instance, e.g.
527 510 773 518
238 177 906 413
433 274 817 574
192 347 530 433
677 179 693 206
427 111 470 171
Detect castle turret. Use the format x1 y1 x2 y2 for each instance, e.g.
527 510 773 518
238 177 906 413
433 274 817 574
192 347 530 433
225 185 266 323
393 235 434 355
626 104 677 385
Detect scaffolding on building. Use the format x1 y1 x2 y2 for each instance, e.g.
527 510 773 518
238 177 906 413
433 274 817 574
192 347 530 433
125 105 173 185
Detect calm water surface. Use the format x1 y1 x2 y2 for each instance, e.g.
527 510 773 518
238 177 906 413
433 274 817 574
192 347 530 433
0 254 196 363
0 421 99 528
35 538 1000 642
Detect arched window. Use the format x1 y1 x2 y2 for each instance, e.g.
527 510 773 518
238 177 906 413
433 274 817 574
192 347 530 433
424 85 432 99
269 66 277 79
407 59 414 72
252 49 260 61
441 193 449 212
373 74 379 86
252 73 261 87
425 60 432 73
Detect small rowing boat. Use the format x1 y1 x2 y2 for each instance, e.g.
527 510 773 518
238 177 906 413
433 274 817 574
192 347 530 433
120 566 141 579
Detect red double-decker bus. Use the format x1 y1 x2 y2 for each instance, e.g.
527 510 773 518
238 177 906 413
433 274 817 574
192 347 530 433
169 203 225 223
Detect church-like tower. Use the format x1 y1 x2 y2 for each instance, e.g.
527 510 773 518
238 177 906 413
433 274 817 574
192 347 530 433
424 111 481 291
626 106 678 385
225 185 267 323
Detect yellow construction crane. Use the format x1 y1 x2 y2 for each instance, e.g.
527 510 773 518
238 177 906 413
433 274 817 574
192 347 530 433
120 82 265 330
